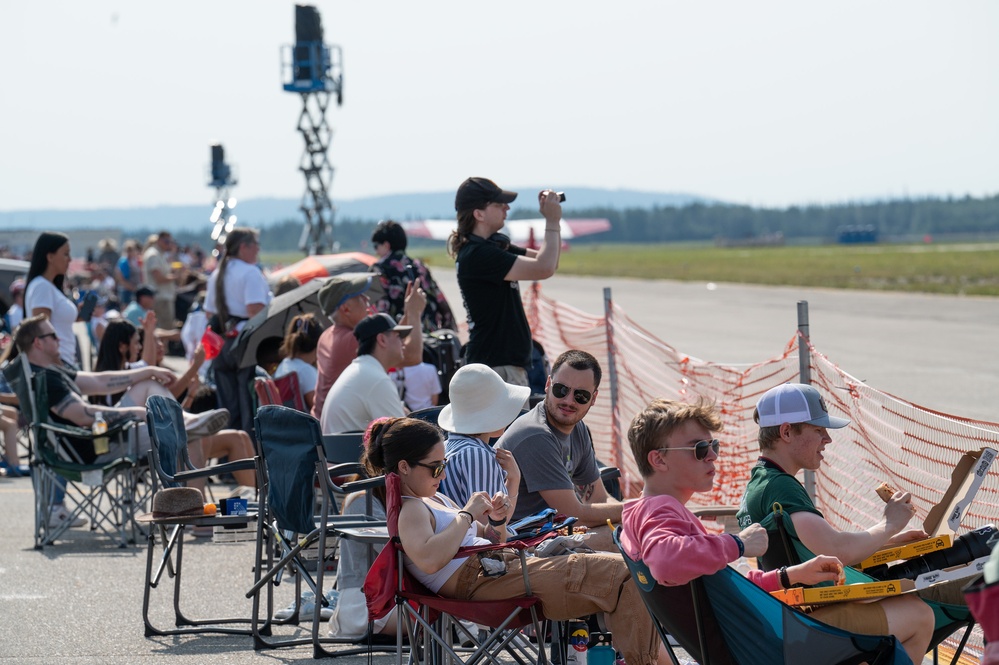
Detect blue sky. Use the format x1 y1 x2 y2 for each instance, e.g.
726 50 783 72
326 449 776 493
1 1 996 211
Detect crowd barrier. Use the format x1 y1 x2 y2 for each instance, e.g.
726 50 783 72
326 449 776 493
523 281 998 662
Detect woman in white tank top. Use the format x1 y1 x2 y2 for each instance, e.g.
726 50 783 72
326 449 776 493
362 417 665 665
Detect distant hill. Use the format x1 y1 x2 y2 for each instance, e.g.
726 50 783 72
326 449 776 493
0 188 713 232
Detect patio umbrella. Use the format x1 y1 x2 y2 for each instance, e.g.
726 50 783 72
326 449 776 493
266 252 377 289
234 272 384 369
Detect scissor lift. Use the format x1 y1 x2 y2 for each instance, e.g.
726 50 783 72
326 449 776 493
281 5 344 256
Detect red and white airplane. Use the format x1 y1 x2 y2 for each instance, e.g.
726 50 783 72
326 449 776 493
399 217 611 250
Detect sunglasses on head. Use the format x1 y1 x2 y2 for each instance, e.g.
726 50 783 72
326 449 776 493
659 439 721 461
413 458 448 478
551 382 593 405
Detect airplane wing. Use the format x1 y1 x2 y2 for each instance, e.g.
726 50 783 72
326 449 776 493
400 218 611 244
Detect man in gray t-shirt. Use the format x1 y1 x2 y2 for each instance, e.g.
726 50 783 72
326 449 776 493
496 349 621 551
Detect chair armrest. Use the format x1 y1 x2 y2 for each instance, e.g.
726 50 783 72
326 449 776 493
599 465 621 481
173 457 256 484
38 419 137 439
341 475 386 494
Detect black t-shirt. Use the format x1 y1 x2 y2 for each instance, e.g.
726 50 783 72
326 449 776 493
455 235 531 369
31 363 100 464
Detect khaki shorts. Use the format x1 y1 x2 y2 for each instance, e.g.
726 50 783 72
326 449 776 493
810 600 889 636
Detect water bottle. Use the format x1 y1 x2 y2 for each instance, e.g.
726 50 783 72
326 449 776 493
565 619 589 665
92 411 109 455
588 632 616 665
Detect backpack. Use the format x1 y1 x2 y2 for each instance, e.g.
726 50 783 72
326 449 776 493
422 329 462 405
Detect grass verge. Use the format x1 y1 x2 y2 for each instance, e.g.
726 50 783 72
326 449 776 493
264 242 999 297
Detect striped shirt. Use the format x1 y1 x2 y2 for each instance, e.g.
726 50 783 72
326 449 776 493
439 434 508 507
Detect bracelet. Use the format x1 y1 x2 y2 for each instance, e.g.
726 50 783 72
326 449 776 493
778 566 791 589
731 534 745 558
457 511 474 525
487 516 507 527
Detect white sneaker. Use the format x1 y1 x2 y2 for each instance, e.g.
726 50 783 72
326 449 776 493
48 505 87 529
185 408 230 439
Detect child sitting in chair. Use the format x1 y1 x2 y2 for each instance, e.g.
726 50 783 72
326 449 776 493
619 398 934 665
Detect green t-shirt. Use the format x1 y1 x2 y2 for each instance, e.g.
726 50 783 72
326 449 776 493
737 460 824 570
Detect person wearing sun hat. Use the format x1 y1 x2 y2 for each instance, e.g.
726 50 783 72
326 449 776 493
737 382 927 574
437 364 530 537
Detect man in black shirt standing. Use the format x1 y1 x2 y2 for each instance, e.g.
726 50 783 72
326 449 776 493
447 177 562 387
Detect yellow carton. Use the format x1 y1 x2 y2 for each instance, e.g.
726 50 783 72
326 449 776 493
771 579 914 606
859 534 952 569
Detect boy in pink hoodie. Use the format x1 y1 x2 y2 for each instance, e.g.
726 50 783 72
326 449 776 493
619 398 933 665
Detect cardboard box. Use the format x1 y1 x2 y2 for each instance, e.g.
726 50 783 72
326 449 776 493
771 578 914 606
913 555 991 590
859 534 952 569
923 447 996 537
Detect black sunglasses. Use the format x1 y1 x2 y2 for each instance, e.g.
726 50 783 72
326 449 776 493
551 382 593 405
659 439 721 461
37 332 59 342
413 458 448 478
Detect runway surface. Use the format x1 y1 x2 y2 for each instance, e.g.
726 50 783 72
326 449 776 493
432 268 999 423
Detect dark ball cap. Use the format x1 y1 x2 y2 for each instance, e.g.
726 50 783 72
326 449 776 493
353 313 412 343
455 177 517 212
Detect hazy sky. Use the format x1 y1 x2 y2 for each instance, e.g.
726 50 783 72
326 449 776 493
2 1 996 212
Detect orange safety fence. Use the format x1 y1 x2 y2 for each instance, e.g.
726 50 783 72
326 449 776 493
524 281 998 662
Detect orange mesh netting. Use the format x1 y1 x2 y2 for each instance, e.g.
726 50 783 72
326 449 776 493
523 282 997 661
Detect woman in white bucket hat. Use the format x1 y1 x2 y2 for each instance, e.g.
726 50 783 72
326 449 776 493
438 363 530 533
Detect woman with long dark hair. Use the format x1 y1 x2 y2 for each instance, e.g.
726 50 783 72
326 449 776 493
362 417 664 665
25 232 80 368
274 312 322 411
204 228 270 434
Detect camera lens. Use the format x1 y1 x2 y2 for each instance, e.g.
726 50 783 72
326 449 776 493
884 524 997 581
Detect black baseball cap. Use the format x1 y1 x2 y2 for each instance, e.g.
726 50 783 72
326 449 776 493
353 313 412 343
454 177 517 212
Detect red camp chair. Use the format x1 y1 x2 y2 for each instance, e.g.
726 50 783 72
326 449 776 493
363 472 554 665
254 374 306 413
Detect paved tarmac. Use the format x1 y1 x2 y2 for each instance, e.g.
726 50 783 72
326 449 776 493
433 269 999 422
0 475 402 665
2 271 991 664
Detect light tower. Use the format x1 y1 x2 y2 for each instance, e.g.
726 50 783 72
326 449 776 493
207 143 239 255
282 4 344 255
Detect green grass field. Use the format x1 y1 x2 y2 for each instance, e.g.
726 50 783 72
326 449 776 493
263 241 999 297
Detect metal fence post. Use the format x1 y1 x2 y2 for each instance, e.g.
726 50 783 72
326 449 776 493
603 288 621 474
797 300 815 500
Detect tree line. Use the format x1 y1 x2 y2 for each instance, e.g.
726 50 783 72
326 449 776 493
169 193 999 252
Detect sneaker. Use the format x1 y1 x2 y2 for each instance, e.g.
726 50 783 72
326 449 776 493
0 461 30 477
274 589 338 621
48 505 87 529
185 408 230 439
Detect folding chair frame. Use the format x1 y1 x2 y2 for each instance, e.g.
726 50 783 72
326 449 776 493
248 405 389 658
3 354 144 549
141 394 261 637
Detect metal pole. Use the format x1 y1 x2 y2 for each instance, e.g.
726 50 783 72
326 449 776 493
797 300 815 500
603 288 621 475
